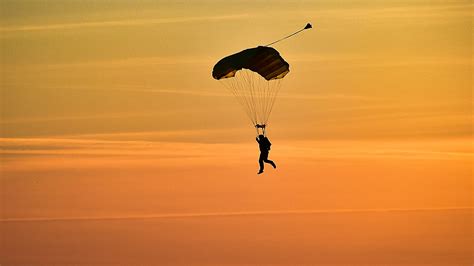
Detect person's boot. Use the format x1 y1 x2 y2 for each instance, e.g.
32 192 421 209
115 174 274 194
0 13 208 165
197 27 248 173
270 161 277 169
257 170 264 174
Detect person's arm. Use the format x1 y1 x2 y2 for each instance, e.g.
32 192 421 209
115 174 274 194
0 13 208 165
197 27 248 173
256 137 260 143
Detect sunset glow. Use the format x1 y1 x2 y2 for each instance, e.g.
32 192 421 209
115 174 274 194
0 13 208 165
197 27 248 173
1 0 472 264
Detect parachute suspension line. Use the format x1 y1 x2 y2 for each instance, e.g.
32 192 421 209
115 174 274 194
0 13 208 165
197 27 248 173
261 76 272 124
240 70 256 125
220 76 255 126
264 23 312 47
224 69 282 128
244 70 258 125
263 79 273 124
218 71 284 129
252 70 270 126
242 72 258 125
250 70 261 125
263 75 273 124
258 80 265 124
240 71 257 124
266 79 282 124
221 69 283 127
250 70 262 124
263 81 270 124
252 76 281 126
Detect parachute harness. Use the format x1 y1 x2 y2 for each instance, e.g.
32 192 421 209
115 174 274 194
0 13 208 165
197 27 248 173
255 124 267 136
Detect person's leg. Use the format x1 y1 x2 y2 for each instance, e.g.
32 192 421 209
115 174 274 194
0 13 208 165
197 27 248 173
263 152 276 168
264 159 276 168
258 153 264 173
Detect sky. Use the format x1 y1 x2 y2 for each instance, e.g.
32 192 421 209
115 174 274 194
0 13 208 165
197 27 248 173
1 0 472 264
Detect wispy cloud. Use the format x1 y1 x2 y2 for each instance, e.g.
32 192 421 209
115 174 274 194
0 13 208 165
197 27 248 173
1 1 471 35
288 54 472 68
39 56 214 68
1 136 472 162
61 85 230 98
0 14 249 33
2 207 471 222
300 2 473 23
0 111 170 124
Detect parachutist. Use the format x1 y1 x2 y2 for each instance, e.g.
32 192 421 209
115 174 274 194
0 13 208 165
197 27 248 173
256 134 276 174
212 27 311 171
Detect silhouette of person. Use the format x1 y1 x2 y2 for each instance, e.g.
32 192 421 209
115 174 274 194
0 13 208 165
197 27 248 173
256 134 276 174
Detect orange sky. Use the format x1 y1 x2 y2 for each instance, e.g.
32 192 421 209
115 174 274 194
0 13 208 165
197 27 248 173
1 0 472 264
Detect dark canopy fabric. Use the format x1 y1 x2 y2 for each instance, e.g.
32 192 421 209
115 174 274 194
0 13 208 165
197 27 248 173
212 46 290 81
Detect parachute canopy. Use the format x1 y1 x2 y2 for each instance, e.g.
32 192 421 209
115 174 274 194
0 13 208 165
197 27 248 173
212 46 290 81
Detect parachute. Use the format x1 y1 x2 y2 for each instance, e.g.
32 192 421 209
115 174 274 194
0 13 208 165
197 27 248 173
212 23 312 135
212 46 289 132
